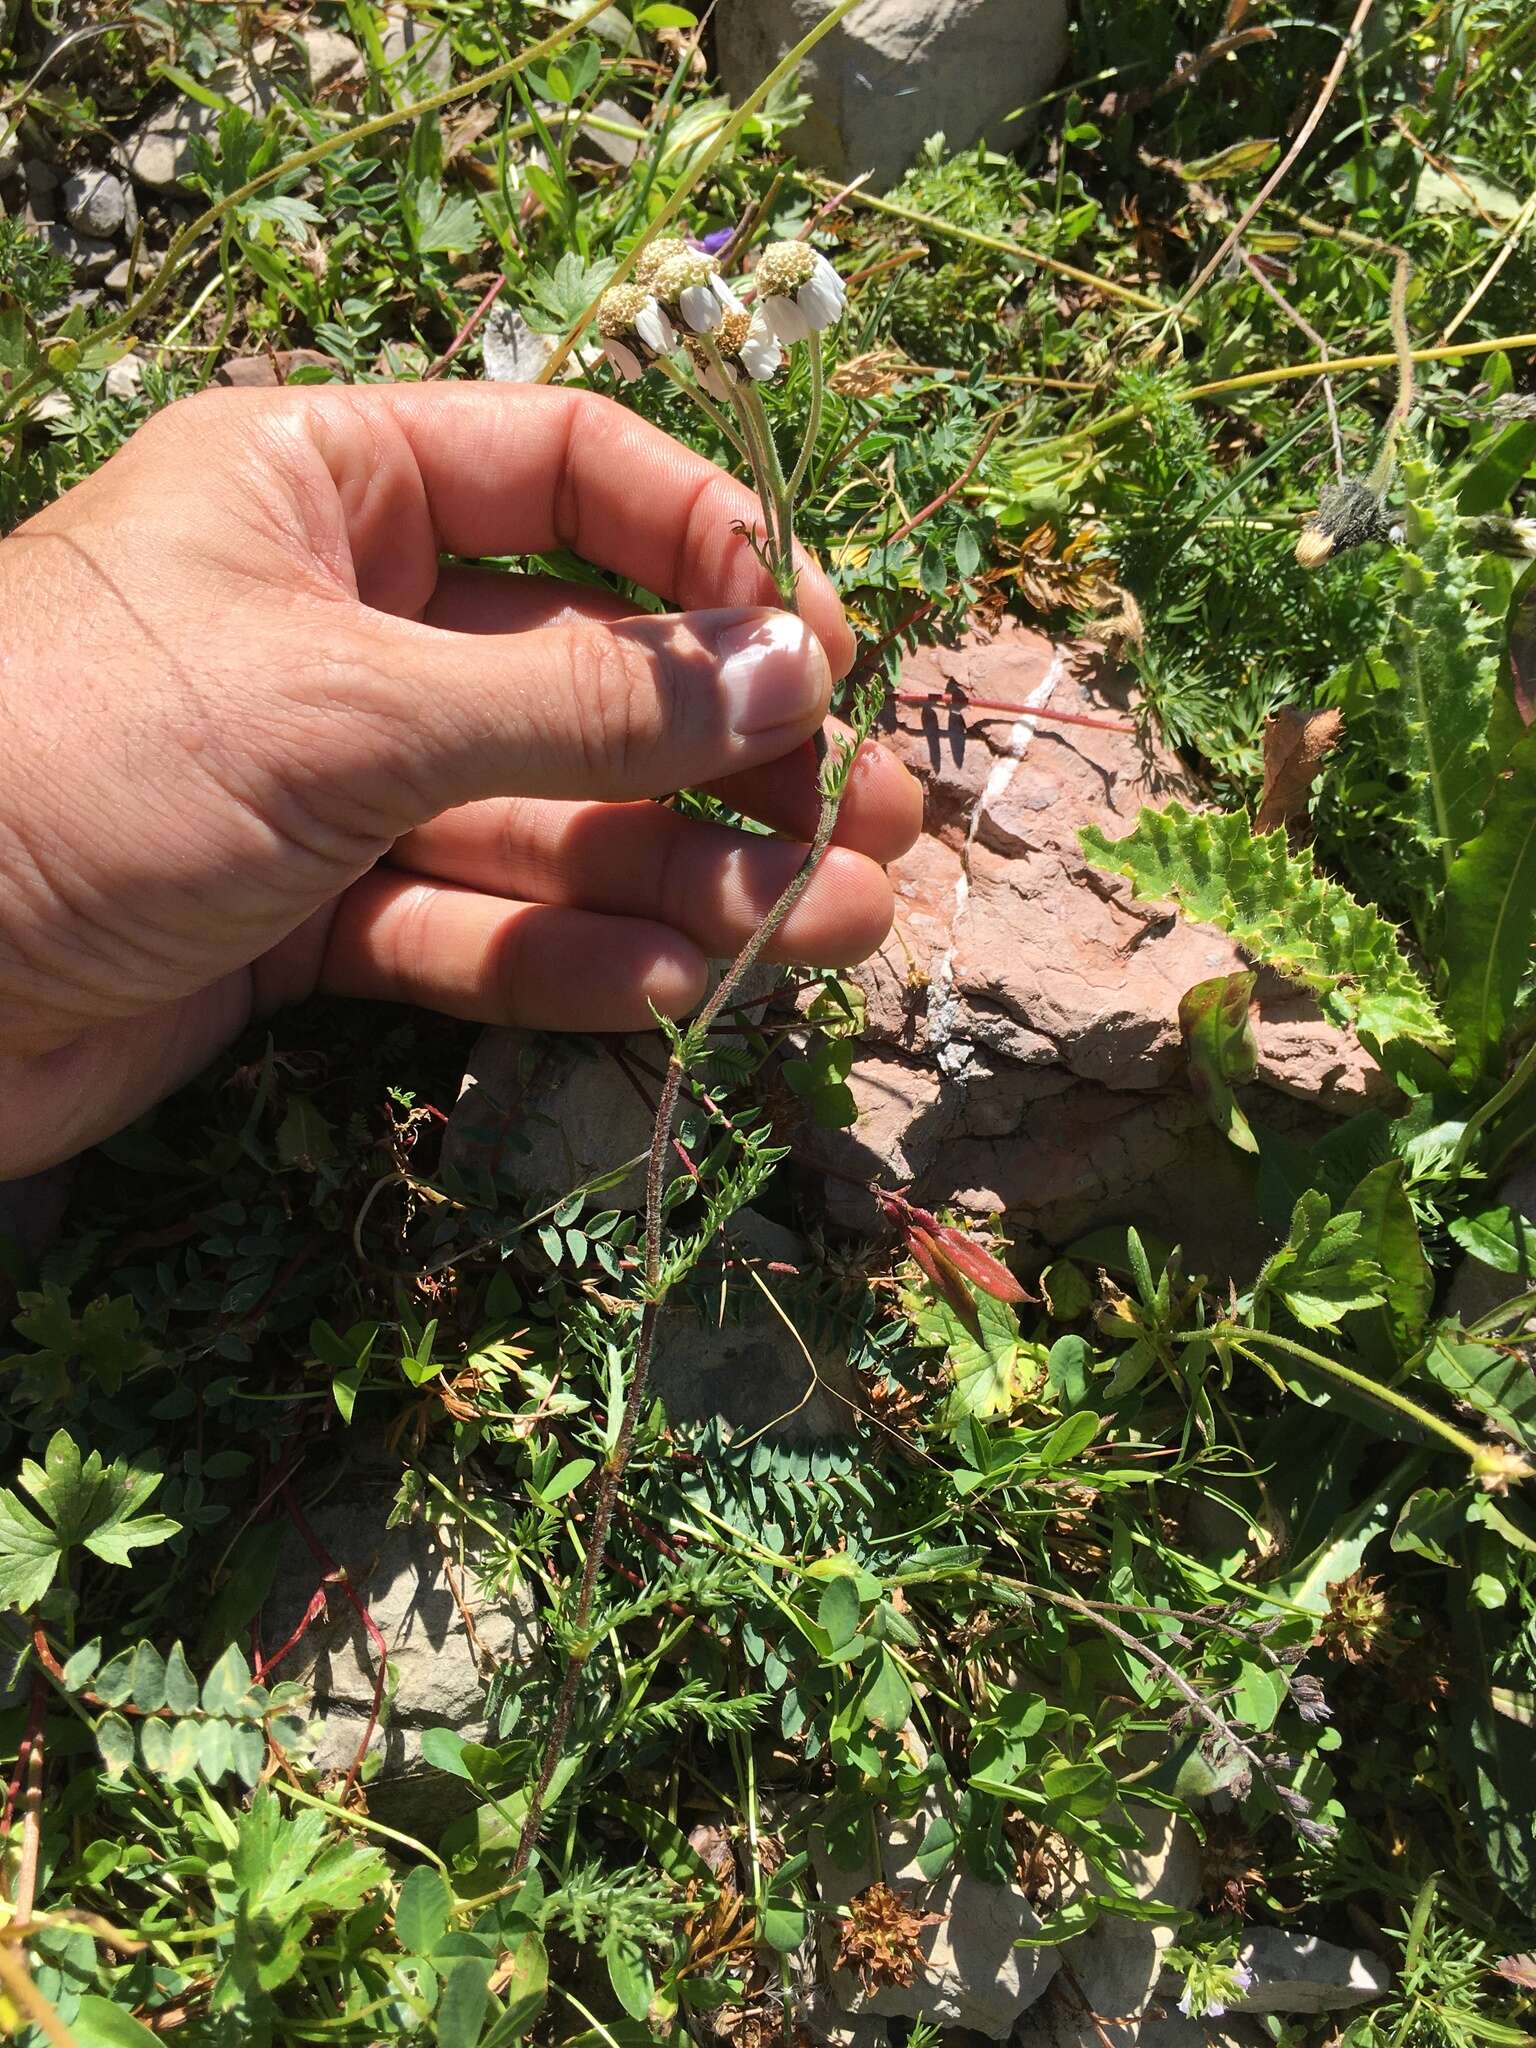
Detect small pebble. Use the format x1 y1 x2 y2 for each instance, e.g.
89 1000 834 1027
62 167 128 240
46 224 117 281
104 353 146 402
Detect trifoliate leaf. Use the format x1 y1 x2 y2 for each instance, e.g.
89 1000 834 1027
1252 1190 1388 1331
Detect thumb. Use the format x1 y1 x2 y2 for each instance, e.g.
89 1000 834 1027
333 603 833 815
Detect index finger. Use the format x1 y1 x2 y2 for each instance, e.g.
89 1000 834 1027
288 383 856 678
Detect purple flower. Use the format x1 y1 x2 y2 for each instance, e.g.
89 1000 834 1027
691 226 735 256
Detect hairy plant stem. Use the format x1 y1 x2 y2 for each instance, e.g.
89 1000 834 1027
990 1577 1281 1792
1217 1326 1525 1478
786 335 825 506
655 358 752 465
1448 1037 1536 1176
511 374 842 1880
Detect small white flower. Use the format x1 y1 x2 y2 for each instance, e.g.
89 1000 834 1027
682 275 742 334
695 354 736 404
632 298 678 355
754 240 846 343
692 308 782 399
595 282 676 383
651 251 743 336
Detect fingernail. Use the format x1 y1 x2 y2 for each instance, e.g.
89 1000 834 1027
713 610 830 737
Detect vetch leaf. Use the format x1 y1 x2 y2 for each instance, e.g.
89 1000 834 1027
817 1573 861 1653
858 1646 912 1731
437 1957 493 2048
96 1712 135 1780
202 1643 254 1714
162 1641 199 1715
69 1997 161 2047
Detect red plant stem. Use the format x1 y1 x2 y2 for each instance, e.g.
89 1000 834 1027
280 1485 390 1804
13 1671 45 1924
2 1668 47 1854
893 687 1136 734
424 275 505 380
255 1583 330 1681
843 597 942 688
880 411 1008 551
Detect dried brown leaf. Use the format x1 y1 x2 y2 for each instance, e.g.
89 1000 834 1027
1255 706 1344 835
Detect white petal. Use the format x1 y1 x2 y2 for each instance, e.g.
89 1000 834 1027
797 265 845 330
812 251 846 304
698 357 736 403
711 276 744 316
678 281 724 333
761 293 813 345
738 315 782 381
602 337 645 382
633 299 676 354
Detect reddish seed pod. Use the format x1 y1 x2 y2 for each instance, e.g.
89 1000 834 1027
928 1224 1029 1304
875 1184 1028 1307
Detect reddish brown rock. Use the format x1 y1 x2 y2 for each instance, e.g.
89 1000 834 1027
795 620 1389 1263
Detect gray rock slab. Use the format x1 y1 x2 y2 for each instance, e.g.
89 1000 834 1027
716 0 1069 191
263 1456 539 1836
104 351 145 401
651 1209 860 1443
442 1026 656 1210
125 39 304 191
300 26 365 93
47 223 116 279
1062 1804 1202 2020
1231 1928 1393 2015
382 6 453 87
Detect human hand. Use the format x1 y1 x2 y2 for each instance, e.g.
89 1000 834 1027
0 383 921 1178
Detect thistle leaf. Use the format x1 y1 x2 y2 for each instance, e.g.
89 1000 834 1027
1438 725 1536 1078
1080 802 1443 1047
1377 467 1501 894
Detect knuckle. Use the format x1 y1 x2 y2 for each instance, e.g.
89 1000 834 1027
564 620 665 792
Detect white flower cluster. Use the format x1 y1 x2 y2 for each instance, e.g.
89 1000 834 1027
594 235 846 393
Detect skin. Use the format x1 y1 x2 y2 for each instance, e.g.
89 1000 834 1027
0 383 922 1180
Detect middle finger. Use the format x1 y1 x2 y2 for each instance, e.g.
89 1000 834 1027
392 796 896 968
